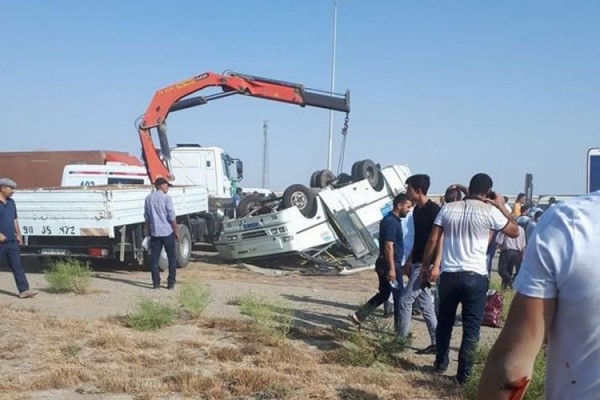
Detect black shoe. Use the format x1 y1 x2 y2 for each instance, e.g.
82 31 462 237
434 360 448 374
166 284 175 290
417 345 437 355
153 284 160 289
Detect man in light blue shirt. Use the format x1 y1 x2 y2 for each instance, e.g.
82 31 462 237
144 177 180 289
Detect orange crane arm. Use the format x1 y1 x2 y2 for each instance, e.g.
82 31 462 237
137 71 350 182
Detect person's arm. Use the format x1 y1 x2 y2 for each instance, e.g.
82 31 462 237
476 294 556 399
166 197 180 240
143 198 150 236
384 240 396 281
448 183 469 196
420 225 443 282
14 219 22 245
488 194 519 238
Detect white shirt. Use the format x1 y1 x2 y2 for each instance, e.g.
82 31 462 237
514 192 600 400
434 198 508 275
496 226 526 252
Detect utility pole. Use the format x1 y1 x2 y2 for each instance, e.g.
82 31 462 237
262 120 269 189
326 0 339 171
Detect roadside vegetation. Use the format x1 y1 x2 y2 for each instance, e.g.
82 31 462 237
125 280 212 331
44 258 93 294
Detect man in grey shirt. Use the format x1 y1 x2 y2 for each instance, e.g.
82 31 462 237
144 177 180 289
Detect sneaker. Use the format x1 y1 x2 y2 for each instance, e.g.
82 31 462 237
416 344 437 355
166 284 175 290
152 284 161 289
19 289 38 299
348 313 362 328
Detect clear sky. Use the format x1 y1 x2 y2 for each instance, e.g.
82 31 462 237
1 1 598 195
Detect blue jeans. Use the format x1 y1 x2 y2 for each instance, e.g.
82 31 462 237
149 233 177 287
0 241 30 293
436 271 488 382
356 258 402 330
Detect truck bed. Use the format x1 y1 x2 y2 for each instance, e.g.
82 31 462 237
14 185 208 238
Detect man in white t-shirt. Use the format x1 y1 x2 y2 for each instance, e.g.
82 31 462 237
476 192 600 400
420 173 519 384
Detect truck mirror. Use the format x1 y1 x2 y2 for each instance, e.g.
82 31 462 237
236 160 244 179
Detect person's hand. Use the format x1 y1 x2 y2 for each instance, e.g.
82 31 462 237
387 269 396 282
0 233 6 242
429 265 440 282
486 192 506 209
402 261 412 277
175 231 180 240
16 235 23 246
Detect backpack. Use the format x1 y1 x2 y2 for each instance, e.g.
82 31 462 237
482 290 504 328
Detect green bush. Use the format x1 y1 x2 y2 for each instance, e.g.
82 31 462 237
329 318 409 367
237 295 294 340
125 297 176 331
44 258 93 294
177 281 212 318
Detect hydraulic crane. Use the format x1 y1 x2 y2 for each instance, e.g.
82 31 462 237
137 71 351 182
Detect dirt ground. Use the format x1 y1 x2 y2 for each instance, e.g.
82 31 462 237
0 249 503 400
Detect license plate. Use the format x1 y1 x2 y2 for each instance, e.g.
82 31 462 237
242 222 259 230
41 248 68 255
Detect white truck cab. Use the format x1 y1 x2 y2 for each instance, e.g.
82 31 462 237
169 145 243 198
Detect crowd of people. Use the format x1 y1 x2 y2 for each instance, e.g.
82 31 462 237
351 173 599 398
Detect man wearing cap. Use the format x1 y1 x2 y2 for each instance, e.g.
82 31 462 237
0 177 38 298
144 177 180 289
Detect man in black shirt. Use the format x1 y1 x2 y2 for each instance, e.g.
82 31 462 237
350 193 412 329
398 174 439 354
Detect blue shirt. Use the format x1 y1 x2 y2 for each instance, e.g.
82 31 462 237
144 190 176 237
0 198 18 241
378 212 404 267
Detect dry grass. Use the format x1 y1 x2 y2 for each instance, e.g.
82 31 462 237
0 301 468 400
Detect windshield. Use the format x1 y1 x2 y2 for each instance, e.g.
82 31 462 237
589 154 600 193
221 154 235 181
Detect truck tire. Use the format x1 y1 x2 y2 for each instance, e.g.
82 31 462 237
316 169 336 188
156 225 192 269
283 184 318 218
352 159 381 189
351 160 362 178
309 170 320 188
237 193 262 218
176 224 192 268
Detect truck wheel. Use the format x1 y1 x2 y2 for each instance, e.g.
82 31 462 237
373 170 385 191
315 169 336 188
176 224 192 268
352 159 381 189
309 170 321 188
351 160 362 178
283 184 318 218
237 193 262 217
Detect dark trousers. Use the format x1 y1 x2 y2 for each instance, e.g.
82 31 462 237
498 249 520 289
0 241 30 293
149 233 177 287
436 271 488 383
356 259 402 330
